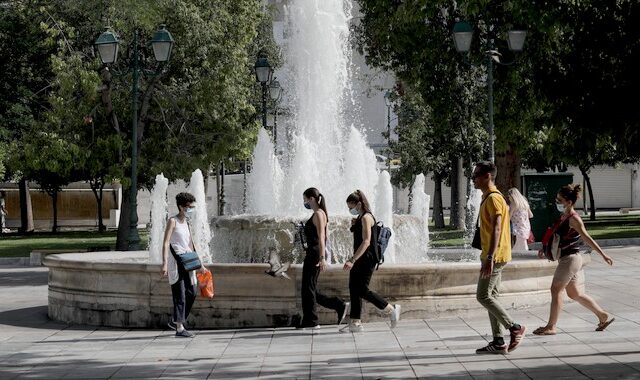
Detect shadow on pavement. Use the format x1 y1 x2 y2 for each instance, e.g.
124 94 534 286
0 269 47 287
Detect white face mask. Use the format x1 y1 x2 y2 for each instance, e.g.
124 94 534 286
556 204 565 212
185 207 195 219
349 207 359 216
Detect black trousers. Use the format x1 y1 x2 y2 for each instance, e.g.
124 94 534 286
171 266 197 324
349 255 388 319
301 248 344 325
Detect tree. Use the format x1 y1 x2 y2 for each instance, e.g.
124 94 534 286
0 2 60 232
31 0 268 247
15 132 81 232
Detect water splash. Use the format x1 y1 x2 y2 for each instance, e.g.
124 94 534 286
247 128 284 215
375 171 395 262
410 174 431 241
464 181 483 247
187 169 212 264
247 0 379 216
148 174 169 264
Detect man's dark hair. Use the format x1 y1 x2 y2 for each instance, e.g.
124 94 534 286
176 192 196 207
475 161 497 178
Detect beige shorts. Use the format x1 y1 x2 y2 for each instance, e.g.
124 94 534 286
553 254 584 284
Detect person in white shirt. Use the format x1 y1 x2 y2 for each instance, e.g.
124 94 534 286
507 188 533 251
161 192 206 337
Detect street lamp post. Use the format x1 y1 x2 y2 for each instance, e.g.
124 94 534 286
452 21 527 163
384 90 392 171
254 56 273 137
95 25 174 250
269 79 282 152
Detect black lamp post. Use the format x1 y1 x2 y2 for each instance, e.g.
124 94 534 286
254 56 273 136
452 21 526 163
95 25 174 250
269 79 282 151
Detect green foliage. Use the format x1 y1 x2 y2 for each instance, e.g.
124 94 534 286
354 0 487 185
2 0 273 189
0 2 59 180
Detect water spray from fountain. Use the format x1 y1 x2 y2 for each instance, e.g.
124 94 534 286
148 174 169 264
187 169 212 264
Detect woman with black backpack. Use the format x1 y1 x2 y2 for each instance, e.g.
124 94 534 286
341 190 400 333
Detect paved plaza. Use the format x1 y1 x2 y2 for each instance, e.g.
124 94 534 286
1 247 639 379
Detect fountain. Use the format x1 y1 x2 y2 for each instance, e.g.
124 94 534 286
43 0 582 329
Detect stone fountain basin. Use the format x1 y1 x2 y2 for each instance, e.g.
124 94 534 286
44 250 589 329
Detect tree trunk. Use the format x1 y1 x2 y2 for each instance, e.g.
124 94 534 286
51 190 58 233
218 162 226 216
116 191 131 250
432 173 445 228
580 167 596 221
18 178 34 233
449 156 465 229
495 143 521 192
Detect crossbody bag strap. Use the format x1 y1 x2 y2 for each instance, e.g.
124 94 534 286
186 220 196 253
476 191 502 227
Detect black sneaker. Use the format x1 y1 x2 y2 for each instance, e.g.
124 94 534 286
175 329 194 338
476 341 508 355
337 302 350 325
167 321 176 330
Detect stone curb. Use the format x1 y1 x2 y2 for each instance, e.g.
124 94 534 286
0 257 30 266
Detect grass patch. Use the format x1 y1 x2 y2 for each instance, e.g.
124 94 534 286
0 230 149 257
427 213 640 247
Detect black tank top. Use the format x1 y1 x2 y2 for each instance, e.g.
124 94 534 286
304 215 319 248
351 213 378 259
557 213 581 257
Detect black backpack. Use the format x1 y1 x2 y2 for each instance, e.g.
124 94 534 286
373 221 392 269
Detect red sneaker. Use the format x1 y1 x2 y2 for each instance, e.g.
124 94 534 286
508 325 526 352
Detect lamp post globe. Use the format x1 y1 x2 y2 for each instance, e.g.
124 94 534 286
452 21 473 53
94 28 119 64
254 56 272 84
151 24 175 62
507 30 527 52
269 80 282 101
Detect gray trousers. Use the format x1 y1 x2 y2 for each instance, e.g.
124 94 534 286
476 262 515 338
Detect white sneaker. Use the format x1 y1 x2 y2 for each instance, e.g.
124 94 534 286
390 304 401 328
340 321 364 333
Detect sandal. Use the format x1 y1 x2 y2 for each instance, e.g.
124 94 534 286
533 326 556 336
596 317 615 332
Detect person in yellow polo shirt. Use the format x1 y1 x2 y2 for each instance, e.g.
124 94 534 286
472 161 526 354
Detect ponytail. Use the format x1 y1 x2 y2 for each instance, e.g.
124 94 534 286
303 187 329 222
346 189 374 216
558 184 582 205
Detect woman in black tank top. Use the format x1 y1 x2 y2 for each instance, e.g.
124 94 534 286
534 184 615 336
297 188 348 329
341 190 400 333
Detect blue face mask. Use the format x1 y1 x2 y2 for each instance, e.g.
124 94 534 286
349 207 359 216
185 207 195 218
304 202 311 210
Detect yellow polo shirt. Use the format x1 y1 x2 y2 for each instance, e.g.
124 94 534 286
479 186 511 263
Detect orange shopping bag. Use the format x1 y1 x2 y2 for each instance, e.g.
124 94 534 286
197 268 214 299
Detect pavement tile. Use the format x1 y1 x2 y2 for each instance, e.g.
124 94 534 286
2 247 640 379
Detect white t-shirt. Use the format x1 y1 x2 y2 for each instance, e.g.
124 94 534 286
167 216 198 285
